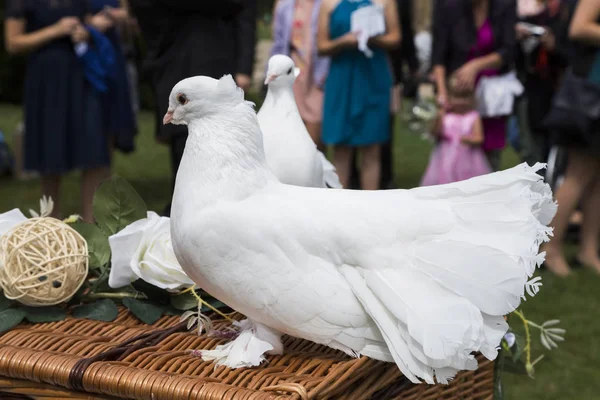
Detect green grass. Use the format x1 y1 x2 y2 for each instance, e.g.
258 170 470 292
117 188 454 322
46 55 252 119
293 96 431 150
0 102 598 399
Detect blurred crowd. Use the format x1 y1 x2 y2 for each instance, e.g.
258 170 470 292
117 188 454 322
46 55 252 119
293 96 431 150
3 0 600 277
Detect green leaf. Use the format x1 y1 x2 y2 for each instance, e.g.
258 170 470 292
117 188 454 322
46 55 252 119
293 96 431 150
511 333 526 362
200 300 229 313
494 348 505 400
0 292 13 311
0 309 27 333
71 222 111 270
93 176 147 237
23 306 67 323
502 357 529 376
132 280 171 305
170 291 199 311
122 298 163 325
161 305 183 316
72 299 119 322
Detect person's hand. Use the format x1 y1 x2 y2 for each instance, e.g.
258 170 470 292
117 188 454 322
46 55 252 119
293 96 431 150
436 93 448 109
90 13 114 31
105 6 128 22
341 31 359 48
235 73 252 92
70 23 89 44
454 61 479 90
540 28 556 51
54 17 80 37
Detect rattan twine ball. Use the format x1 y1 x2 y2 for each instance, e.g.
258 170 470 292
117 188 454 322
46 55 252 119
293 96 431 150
0 217 89 306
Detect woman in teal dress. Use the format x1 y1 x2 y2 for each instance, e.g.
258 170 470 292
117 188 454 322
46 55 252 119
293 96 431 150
318 0 399 189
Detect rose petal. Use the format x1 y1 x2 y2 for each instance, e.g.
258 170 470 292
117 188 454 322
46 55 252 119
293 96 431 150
128 215 194 290
0 209 28 270
108 215 154 288
0 209 27 237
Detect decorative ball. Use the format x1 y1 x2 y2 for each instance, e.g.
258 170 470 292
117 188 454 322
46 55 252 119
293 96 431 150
0 217 88 306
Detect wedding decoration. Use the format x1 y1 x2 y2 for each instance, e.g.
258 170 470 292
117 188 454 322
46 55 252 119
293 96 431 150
0 175 566 394
0 197 88 306
500 311 566 378
0 176 227 333
108 211 194 291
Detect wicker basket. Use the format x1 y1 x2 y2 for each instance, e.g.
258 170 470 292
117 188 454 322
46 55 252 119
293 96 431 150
0 308 494 399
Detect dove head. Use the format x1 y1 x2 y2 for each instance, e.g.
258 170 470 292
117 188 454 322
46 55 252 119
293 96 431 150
163 75 248 125
264 55 300 87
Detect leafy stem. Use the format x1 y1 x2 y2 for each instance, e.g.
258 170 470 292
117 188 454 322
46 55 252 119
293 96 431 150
512 310 533 376
82 291 148 301
178 285 233 322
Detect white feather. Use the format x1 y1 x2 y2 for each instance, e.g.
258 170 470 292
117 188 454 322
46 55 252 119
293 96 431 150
167 76 556 383
258 55 342 188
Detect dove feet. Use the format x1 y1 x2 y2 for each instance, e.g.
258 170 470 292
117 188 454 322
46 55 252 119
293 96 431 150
198 319 283 369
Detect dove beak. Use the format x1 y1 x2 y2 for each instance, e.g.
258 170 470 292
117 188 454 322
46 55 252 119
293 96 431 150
163 109 174 125
264 74 278 85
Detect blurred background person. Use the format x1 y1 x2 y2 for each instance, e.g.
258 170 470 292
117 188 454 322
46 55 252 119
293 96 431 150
514 0 570 169
432 0 517 172
89 0 138 154
269 0 329 151
318 0 400 190
383 0 419 189
421 73 491 186
128 0 257 216
4 0 111 222
349 0 419 190
542 0 600 276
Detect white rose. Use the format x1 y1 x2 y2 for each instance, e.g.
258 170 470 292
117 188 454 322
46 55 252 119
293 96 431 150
0 209 28 270
108 211 194 291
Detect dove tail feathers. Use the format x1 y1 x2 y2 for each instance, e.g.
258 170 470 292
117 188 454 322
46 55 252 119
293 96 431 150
339 163 555 384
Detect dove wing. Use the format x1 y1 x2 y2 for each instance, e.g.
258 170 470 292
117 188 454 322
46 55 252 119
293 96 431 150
182 163 554 383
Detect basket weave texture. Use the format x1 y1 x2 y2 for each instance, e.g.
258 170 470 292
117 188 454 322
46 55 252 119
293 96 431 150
0 308 494 399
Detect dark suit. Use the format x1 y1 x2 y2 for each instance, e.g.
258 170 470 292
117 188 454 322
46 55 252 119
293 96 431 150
129 0 257 214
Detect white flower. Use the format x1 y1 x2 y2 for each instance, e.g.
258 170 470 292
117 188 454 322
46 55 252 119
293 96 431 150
504 332 516 348
108 211 194 290
0 209 28 270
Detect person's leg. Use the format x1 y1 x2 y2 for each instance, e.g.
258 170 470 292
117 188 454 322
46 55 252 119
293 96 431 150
41 174 61 219
485 150 502 172
81 167 111 222
163 133 188 217
349 148 360 189
577 173 600 274
304 121 325 152
360 144 381 190
380 114 395 189
543 149 599 276
333 145 353 189
516 96 543 166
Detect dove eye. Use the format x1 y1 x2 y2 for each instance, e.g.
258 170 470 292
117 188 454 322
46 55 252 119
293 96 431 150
287 67 293 75
177 94 188 105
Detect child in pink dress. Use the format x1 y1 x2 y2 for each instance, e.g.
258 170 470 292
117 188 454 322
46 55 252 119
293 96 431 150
421 76 492 186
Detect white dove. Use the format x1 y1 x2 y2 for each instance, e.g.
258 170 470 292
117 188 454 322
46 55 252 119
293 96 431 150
164 75 556 384
258 54 341 188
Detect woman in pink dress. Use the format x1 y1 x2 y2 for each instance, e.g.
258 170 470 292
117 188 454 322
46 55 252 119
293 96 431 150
421 75 491 186
270 0 329 150
432 0 517 171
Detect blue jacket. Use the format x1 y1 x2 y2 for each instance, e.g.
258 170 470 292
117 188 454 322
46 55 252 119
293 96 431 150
75 25 117 93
